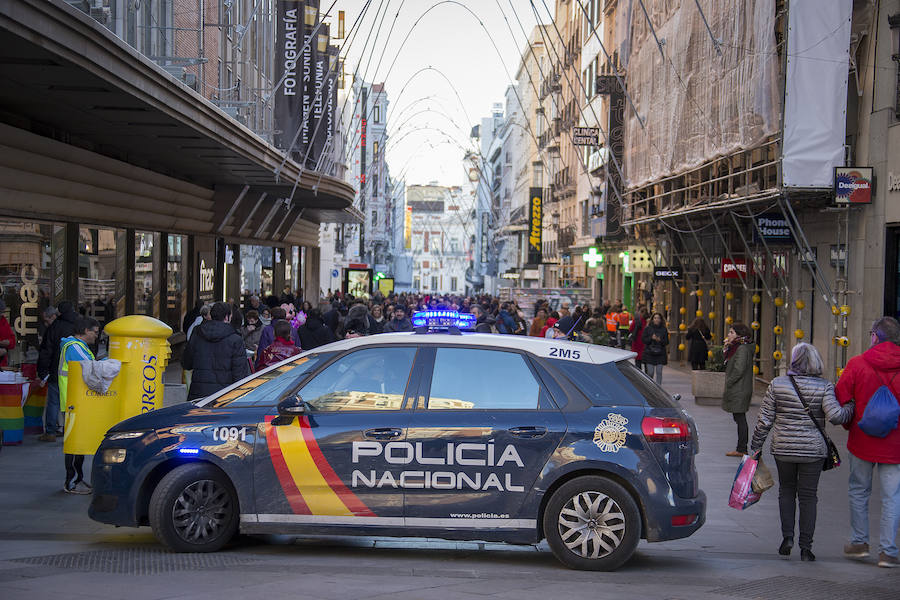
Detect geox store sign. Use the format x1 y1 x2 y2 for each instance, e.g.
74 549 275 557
528 187 543 264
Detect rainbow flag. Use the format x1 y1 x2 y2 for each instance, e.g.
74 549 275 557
0 383 25 445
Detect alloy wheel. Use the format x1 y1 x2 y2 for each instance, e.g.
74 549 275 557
172 479 232 544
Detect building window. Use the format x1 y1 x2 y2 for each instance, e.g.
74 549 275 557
413 276 420 289
372 174 378 196
373 105 381 122
373 141 378 157
532 162 543 187
450 277 457 291
372 210 377 229
431 276 438 290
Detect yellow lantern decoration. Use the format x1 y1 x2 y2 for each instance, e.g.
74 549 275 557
773 325 783 335
752 294 761 304
725 316 734 325
837 336 850 347
753 365 760 375
680 286 687 294
679 306 687 315
773 350 783 361
840 305 851 316
665 305 671 312
708 350 713 359
725 291 734 300
678 323 687 331
678 343 686 351
708 312 716 320
709 289 717 297
795 299 805 310
695 309 704 317
831 305 840 316
794 329 804 339
696 289 704 297
755 344 760 354
750 320 760 330
774 297 785 307
710 332 716 340
836 367 844 377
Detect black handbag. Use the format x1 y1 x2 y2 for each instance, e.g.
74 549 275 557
789 375 841 471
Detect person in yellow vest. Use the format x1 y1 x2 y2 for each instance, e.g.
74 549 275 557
59 316 99 494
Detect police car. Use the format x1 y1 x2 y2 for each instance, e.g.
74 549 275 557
89 310 705 571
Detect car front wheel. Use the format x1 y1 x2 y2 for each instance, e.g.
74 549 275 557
149 463 238 553
543 475 641 570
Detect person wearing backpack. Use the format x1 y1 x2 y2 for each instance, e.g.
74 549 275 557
836 316 900 568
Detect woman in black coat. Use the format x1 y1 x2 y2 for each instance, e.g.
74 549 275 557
641 312 669 385
686 317 712 370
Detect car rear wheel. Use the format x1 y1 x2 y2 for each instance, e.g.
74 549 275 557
543 476 640 570
149 463 238 553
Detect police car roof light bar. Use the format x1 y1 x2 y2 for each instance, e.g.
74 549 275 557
411 310 475 334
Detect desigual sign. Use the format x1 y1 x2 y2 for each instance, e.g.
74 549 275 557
834 166 873 204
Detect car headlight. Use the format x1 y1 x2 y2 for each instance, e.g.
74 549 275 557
106 430 149 441
102 448 127 464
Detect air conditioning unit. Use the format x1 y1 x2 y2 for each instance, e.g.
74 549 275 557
162 65 186 80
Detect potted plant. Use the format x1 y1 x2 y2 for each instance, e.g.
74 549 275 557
692 345 727 406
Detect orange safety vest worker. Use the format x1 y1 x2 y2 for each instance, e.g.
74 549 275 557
617 310 631 329
606 312 618 333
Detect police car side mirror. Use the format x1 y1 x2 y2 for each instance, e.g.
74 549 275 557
277 394 308 416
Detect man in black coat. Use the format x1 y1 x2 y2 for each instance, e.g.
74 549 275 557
182 302 250 400
297 309 337 350
37 300 79 440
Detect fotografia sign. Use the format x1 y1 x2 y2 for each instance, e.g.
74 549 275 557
834 167 873 204
572 127 599 146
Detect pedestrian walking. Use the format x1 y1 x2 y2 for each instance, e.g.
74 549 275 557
0 299 15 368
257 320 302 368
641 312 669 385
529 308 548 337
370 305 386 334
723 323 755 457
36 300 79 441
384 306 414 332
182 302 250 401
241 310 262 352
297 308 337 349
836 316 900 568
686 317 712 370
750 343 854 561
630 308 648 372
58 316 100 494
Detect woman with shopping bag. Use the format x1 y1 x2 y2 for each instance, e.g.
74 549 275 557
750 343 855 561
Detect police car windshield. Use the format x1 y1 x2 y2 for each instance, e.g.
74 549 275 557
205 353 335 408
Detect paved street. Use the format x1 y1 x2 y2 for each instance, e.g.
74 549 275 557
1 365 897 600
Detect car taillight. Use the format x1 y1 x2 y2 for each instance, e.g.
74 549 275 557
641 416 690 442
671 514 698 526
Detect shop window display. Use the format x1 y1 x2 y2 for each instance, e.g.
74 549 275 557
79 226 118 330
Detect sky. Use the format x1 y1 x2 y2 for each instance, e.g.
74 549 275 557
323 0 543 187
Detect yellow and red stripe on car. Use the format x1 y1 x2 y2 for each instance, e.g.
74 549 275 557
264 415 374 517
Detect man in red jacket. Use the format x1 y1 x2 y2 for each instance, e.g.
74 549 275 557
836 316 900 568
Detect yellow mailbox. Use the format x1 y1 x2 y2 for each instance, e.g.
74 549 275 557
63 315 172 455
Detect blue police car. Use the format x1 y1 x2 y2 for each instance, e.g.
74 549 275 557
89 311 705 571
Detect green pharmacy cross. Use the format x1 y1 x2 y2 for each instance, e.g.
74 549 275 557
582 247 603 268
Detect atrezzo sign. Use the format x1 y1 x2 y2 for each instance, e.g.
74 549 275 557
528 187 543 264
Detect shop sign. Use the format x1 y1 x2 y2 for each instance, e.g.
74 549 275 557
572 127 599 146
13 265 40 338
754 214 793 243
198 252 215 301
528 187 543 264
721 258 751 279
501 272 520 279
523 269 540 279
834 167 874 204
653 267 681 280
889 172 900 193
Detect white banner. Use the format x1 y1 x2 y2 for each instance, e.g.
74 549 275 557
782 0 852 189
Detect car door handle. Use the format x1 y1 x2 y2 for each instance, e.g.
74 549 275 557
364 428 402 440
508 426 547 439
